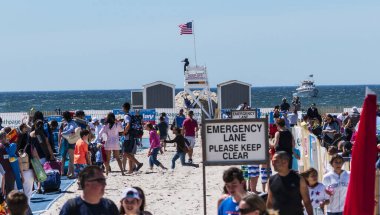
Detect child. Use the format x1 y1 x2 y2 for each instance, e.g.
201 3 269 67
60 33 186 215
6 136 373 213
301 168 329 215
73 129 90 178
164 127 198 170
145 123 167 171
6 190 28 215
156 117 168 151
95 144 104 170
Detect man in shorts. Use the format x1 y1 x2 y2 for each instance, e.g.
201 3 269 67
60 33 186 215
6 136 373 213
182 110 198 164
121 103 143 174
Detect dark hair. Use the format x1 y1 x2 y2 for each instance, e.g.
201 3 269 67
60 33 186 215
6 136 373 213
75 110 85 117
133 186 146 212
34 120 44 130
119 186 146 214
328 146 338 156
33 111 44 123
50 120 58 129
188 110 194 116
19 123 28 131
4 127 11 134
79 165 103 189
106 112 116 129
146 123 154 130
274 151 290 162
223 167 244 183
330 154 344 165
326 114 335 123
159 116 165 121
122 102 131 111
62 111 72 122
300 168 318 186
6 190 28 215
80 129 90 138
240 194 268 215
275 118 285 127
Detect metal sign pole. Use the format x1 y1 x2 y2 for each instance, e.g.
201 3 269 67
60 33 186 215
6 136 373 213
202 162 207 215
202 116 207 215
265 115 270 190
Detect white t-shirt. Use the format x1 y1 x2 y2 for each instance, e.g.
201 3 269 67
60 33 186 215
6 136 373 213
309 183 329 209
123 114 131 140
322 170 350 213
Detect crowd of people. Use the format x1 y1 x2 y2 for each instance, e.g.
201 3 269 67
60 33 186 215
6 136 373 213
218 97 380 215
0 102 202 214
219 153 350 215
0 96 378 215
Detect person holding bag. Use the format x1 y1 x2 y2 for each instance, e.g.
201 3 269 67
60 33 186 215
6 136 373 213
30 121 53 193
16 123 35 206
61 111 78 178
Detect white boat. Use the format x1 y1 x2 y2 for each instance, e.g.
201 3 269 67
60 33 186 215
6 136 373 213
293 75 319 97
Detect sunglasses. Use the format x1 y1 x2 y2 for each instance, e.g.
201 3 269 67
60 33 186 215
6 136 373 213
87 178 106 184
239 208 256 214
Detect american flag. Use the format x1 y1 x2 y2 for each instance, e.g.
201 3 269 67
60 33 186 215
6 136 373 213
179 22 193 35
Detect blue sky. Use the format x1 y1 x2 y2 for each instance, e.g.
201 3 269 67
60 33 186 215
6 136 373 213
0 1 379 91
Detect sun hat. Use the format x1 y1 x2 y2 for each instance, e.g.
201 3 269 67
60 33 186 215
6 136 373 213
121 187 140 200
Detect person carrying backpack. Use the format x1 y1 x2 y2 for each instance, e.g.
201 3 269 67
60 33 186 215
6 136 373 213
121 103 143 174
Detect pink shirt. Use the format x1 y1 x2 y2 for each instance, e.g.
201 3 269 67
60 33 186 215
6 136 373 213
149 130 161 149
182 118 198 137
99 122 123 150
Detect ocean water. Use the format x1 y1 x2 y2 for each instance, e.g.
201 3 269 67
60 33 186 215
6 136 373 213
0 85 379 113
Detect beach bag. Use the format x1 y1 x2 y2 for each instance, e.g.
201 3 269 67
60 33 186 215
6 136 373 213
41 170 61 193
31 158 47 182
63 127 81 144
18 146 30 170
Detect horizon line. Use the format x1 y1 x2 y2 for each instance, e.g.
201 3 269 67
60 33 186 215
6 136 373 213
0 84 379 93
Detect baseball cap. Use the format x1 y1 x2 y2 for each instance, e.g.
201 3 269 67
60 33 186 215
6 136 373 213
121 188 140 200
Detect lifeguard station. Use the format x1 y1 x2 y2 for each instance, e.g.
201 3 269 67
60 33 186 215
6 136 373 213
184 65 214 119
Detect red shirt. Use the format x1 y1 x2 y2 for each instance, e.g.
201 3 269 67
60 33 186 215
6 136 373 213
182 118 198 137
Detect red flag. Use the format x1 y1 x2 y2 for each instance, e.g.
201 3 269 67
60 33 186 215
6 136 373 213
344 88 378 215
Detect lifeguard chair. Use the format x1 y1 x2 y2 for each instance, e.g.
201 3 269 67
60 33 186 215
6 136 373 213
184 65 214 119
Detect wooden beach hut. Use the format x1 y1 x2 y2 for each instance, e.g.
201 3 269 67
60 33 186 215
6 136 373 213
143 81 175 109
131 90 143 109
217 80 252 110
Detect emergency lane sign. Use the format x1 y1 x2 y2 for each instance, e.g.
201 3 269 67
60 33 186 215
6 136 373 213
202 118 269 166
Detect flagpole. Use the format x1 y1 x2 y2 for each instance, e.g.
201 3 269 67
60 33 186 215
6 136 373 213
192 20 198 66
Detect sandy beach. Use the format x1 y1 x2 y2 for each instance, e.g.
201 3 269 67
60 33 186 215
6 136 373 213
41 131 249 215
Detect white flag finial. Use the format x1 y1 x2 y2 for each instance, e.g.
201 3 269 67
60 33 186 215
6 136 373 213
365 87 376 96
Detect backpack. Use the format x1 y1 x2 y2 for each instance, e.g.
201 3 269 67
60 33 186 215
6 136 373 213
127 114 144 137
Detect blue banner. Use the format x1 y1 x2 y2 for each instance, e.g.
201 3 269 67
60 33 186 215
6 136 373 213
46 115 63 122
112 109 156 124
